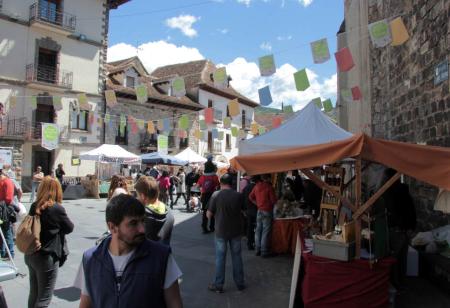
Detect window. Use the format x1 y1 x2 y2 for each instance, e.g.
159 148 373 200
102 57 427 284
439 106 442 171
226 134 231 150
241 110 246 129
115 119 128 145
71 111 88 130
39 0 62 25
208 99 213 108
126 76 135 88
226 105 230 117
179 137 189 149
38 48 58 84
207 131 212 153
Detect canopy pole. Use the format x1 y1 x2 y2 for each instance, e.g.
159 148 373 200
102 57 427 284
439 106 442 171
355 156 362 258
237 171 241 191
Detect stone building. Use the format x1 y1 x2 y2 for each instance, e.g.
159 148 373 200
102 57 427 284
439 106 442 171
0 0 130 189
337 0 450 230
104 57 204 155
152 60 258 161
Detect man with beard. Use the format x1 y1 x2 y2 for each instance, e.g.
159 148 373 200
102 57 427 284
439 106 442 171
79 194 182 308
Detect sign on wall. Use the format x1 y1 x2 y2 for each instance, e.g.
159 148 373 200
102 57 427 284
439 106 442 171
157 135 168 155
41 123 60 150
0 148 13 169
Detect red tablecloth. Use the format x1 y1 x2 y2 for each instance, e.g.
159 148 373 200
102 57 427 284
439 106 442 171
271 218 308 255
301 253 395 308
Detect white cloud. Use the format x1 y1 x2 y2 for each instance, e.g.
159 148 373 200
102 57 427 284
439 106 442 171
165 15 200 38
277 35 292 41
218 28 229 34
298 0 313 7
225 57 337 111
260 42 272 51
237 0 252 7
107 41 204 73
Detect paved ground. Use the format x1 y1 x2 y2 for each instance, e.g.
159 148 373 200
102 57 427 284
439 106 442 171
1 195 450 307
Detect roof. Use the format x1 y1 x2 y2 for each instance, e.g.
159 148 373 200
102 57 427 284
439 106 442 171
108 0 131 9
106 58 204 111
151 60 259 108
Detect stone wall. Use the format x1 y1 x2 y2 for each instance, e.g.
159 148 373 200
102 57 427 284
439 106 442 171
368 0 450 230
0 137 23 182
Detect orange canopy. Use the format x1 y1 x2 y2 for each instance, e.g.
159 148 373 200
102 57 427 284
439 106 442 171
231 133 450 190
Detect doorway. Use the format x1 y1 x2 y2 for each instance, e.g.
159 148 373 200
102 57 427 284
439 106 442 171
32 146 53 176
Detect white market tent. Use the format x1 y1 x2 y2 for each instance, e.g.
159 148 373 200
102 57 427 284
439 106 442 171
80 144 141 164
238 102 353 155
174 148 207 164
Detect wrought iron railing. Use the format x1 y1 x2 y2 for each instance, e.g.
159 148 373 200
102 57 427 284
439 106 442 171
213 140 222 154
29 2 76 32
0 117 29 137
26 63 73 88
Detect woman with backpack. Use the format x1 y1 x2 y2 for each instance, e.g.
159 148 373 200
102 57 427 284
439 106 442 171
196 161 219 233
24 176 74 308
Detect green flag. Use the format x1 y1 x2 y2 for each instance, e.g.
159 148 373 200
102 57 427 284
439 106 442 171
322 99 333 112
231 126 238 137
283 105 294 114
135 84 148 103
312 97 322 109
258 54 276 76
293 69 310 91
178 115 189 130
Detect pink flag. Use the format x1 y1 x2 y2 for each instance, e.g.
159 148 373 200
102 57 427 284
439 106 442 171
351 86 362 100
204 108 214 124
334 47 355 72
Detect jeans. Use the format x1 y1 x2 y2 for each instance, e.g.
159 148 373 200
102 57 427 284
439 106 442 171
30 182 39 202
201 193 214 232
25 253 59 308
255 210 273 255
0 225 14 258
213 237 245 289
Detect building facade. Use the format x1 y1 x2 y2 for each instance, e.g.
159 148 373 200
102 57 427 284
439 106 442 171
152 60 258 162
0 0 129 189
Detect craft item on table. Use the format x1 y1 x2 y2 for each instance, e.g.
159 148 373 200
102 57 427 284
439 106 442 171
213 67 228 89
272 116 282 128
368 19 392 48
351 86 362 100
228 99 240 117
258 54 276 76
390 17 409 46
258 86 272 106
322 99 333 112
171 77 186 97
178 114 189 130
294 69 310 91
135 84 148 103
334 47 355 72
274 199 303 218
204 108 214 124
310 38 330 64
30 96 37 110
312 97 322 109
52 96 63 111
105 90 117 107
223 117 232 129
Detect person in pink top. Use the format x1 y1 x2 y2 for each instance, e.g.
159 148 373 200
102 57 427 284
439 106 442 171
158 170 171 205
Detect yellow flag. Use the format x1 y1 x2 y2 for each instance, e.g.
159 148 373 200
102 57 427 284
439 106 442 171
251 122 259 135
228 99 240 117
9 96 17 109
194 129 201 140
390 17 409 46
157 120 164 131
147 121 155 134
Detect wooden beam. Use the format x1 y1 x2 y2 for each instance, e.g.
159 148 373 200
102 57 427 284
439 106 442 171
353 172 401 219
354 157 362 258
343 162 372 191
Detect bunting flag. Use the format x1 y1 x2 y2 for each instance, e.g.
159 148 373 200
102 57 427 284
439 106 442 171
41 123 59 150
258 86 272 106
105 90 117 107
368 19 392 48
258 126 266 135
104 113 110 124
231 126 238 137
272 116 282 128
147 121 155 134
89 112 95 126
171 77 186 97
310 38 330 64
390 17 409 46
178 114 189 130
351 86 362 100
283 105 294 114
130 118 138 134
258 54 276 76
213 67 228 89
341 89 353 102
228 99 240 117
52 96 63 111
212 128 219 139
223 117 231 129
194 129 201 140
135 84 148 103
8 96 17 110
239 129 246 139
251 122 259 135
335 47 355 72
218 131 224 141
322 99 333 112
312 97 322 109
199 119 207 130
204 108 214 124
163 118 171 132
97 114 103 126
157 119 164 131
77 93 90 110
136 119 145 130
119 115 126 136
157 135 168 155
30 96 37 110
294 69 310 91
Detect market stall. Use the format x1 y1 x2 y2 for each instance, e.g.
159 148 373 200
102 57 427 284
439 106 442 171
79 144 141 198
174 147 207 164
141 152 188 166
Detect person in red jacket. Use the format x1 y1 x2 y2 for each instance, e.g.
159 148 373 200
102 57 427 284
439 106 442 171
0 169 16 259
196 159 219 233
249 174 277 257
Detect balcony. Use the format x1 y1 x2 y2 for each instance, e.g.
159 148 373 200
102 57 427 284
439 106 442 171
212 140 222 154
27 122 68 142
0 117 29 139
26 64 73 89
29 2 76 35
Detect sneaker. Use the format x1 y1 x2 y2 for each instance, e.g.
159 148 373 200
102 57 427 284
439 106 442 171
208 284 224 293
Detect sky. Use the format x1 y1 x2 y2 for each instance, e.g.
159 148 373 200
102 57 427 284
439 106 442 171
107 0 344 111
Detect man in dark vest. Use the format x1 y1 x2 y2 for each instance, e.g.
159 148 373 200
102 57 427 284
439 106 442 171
79 194 182 308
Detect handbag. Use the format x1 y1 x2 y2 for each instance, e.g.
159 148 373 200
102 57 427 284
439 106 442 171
59 234 69 267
